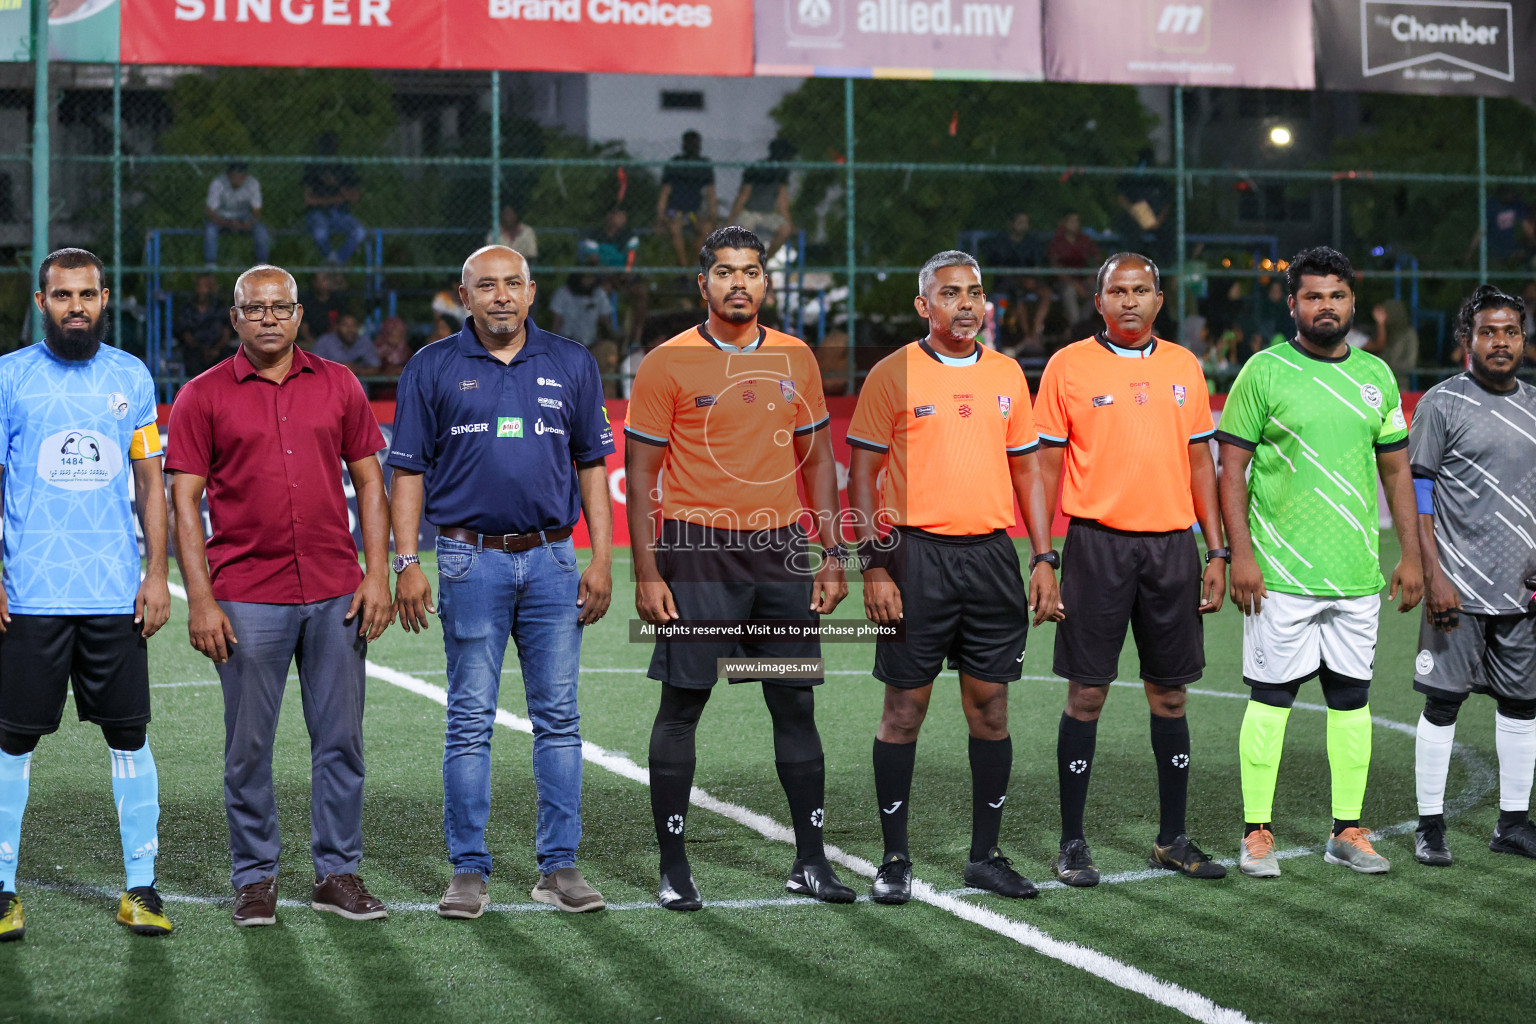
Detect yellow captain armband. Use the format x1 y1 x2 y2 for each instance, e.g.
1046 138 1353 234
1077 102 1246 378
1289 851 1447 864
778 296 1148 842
129 423 163 461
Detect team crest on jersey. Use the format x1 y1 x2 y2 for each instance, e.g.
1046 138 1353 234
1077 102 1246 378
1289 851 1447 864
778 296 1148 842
997 396 1011 418
1361 383 1383 408
779 379 797 401
1173 384 1186 407
107 392 129 420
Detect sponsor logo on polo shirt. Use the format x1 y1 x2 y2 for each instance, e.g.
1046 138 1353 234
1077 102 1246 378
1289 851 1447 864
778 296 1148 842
1092 394 1114 407
998 395 1011 418
497 417 524 438
459 379 479 391
914 404 936 417
537 377 563 387
538 397 564 409
39 429 123 491
451 422 491 436
953 393 974 401
959 404 972 418
534 418 567 436
695 395 717 407
1135 392 1149 405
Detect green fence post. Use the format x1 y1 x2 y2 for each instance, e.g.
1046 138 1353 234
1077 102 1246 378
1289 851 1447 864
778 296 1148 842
1476 96 1487 281
844 76 856 395
490 70 501 242
113 61 123 348
30 0 49 328
1174 84 1186 330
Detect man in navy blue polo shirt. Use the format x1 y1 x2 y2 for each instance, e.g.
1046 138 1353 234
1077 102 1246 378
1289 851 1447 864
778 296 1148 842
390 245 615 918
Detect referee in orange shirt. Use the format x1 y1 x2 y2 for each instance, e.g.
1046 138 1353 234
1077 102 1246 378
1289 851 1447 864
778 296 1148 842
626 226 853 911
1036 252 1228 886
849 250 1062 903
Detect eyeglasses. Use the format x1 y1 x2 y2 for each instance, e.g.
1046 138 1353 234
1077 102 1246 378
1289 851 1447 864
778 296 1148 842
237 303 297 321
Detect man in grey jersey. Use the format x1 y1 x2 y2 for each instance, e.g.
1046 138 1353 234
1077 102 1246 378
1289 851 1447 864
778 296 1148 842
1411 285 1536 866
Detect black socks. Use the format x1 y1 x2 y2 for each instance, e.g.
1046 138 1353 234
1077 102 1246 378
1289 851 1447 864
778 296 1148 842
776 757 827 860
650 759 695 874
968 736 1012 862
1150 713 1190 846
873 739 916 861
1058 713 1098 844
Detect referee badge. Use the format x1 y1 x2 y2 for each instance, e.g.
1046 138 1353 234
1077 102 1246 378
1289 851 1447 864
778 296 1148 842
1173 384 1187 407
997 396 1011 418
779 379 797 402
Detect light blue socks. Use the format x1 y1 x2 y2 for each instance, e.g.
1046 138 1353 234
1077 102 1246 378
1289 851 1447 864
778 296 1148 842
110 743 160 889
0 750 31 893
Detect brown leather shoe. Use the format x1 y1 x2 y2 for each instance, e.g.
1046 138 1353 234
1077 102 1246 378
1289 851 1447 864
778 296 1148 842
437 872 489 920
233 875 277 927
531 867 605 913
311 873 387 921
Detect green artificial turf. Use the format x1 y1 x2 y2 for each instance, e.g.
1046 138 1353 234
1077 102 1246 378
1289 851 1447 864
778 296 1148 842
0 536 1530 1024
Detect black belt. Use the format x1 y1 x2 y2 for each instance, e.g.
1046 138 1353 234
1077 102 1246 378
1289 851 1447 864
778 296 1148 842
439 525 573 553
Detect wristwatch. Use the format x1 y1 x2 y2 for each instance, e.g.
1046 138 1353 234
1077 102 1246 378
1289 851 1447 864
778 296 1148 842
391 553 420 573
1029 550 1060 570
1205 547 1231 564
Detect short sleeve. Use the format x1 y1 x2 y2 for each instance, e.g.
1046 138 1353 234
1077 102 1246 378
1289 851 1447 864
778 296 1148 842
1213 359 1266 451
792 346 829 436
623 348 676 447
387 355 437 471
1033 352 1071 446
570 349 616 462
165 383 213 477
847 362 897 453
1005 363 1039 455
129 365 163 460
1375 372 1409 451
338 370 386 463
1182 362 1216 442
1408 392 1446 477
0 368 11 469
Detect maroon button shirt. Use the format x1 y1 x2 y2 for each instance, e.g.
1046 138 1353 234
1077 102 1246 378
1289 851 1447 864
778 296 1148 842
167 345 386 604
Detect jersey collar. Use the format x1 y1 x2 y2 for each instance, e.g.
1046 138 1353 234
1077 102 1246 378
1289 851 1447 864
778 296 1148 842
918 339 982 366
456 318 548 365
1286 338 1351 364
1094 331 1157 358
697 322 765 353
232 343 317 384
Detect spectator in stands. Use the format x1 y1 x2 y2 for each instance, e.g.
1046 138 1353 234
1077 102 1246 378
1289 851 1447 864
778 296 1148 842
489 203 538 261
1367 298 1418 392
579 209 640 270
176 272 233 377
426 290 466 346
303 132 366 265
981 211 1050 353
313 313 379 376
550 273 618 397
730 138 796 259
1241 278 1289 360
1046 212 1100 325
372 316 411 379
1522 280 1536 349
1116 149 1172 265
1468 187 1536 269
656 130 716 266
298 271 352 348
204 162 270 266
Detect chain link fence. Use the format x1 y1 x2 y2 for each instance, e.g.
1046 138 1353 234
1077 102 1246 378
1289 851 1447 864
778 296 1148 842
2 66 1536 397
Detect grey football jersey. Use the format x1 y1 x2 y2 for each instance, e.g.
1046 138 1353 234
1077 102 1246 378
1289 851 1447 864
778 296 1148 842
1409 373 1536 614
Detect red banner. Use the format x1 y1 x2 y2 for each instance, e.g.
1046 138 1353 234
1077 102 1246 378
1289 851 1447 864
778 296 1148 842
441 0 752 74
121 0 445 67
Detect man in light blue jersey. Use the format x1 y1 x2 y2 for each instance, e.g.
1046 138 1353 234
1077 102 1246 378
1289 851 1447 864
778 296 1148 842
0 249 172 941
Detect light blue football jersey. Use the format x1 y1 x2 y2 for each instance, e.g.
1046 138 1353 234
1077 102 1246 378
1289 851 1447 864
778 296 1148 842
0 343 161 614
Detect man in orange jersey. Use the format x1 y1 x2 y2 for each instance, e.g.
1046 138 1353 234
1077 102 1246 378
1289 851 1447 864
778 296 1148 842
1036 252 1229 887
626 226 854 911
848 250 1062 904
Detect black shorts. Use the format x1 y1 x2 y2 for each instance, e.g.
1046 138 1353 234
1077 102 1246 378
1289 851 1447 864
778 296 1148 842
874 528 1029 689
1053 518 1204 687
647 521 820 689
0 614 150 736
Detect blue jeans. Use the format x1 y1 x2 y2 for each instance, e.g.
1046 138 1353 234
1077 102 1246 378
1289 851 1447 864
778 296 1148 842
437 534 584 877
204 220 272 264
305 208 366 263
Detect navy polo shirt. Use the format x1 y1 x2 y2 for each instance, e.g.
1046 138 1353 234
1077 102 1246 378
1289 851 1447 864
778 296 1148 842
388 320 614 534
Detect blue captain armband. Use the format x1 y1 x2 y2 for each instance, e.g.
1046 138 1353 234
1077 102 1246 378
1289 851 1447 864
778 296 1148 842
1414 477 1435 515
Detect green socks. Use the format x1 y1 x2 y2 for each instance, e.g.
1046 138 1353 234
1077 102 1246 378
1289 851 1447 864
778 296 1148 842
1239 701 1291 823
1326 706 1373 821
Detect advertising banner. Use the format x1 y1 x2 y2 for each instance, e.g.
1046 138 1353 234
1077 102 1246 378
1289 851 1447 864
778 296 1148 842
753 0 1043 80
1313 0 1536 98
1043 0 1315 89
442 0 754 75
120 0 445 69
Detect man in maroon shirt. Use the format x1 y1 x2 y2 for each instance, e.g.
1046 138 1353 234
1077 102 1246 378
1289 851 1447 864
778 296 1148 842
168 264 394 927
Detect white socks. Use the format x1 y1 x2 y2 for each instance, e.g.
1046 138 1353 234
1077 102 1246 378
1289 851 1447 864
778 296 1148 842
1416 715 1456 817
1496 713 1536 814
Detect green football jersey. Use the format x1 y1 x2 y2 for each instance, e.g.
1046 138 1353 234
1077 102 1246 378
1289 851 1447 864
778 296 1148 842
1215 341 1408 597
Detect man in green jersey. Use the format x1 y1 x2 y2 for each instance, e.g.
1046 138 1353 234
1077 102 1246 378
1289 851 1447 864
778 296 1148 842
1216 247 1423 878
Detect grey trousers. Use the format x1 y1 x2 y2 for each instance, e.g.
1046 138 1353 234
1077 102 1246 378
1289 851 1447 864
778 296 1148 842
216 594 367 889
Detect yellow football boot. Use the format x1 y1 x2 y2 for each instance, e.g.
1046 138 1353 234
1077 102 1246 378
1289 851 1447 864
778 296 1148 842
0 892 23 942
117 886 172 936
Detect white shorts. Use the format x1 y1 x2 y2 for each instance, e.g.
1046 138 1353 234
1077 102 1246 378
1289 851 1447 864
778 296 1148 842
1242 591 1379 685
